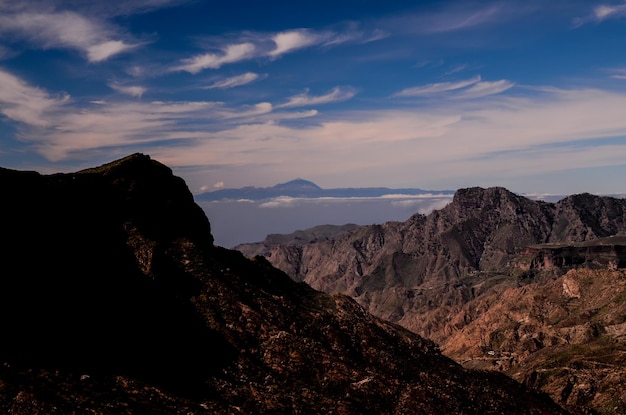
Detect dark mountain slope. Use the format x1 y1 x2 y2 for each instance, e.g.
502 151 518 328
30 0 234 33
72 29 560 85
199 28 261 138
0 155 565 414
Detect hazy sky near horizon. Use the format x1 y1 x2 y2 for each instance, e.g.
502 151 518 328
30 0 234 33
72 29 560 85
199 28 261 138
1 0 626 194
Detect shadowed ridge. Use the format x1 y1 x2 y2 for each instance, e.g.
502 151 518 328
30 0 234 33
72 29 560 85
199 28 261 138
79 153 214 247
0 154 229 396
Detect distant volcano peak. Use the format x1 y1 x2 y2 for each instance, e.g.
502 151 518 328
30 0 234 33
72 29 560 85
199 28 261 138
272 178 322 190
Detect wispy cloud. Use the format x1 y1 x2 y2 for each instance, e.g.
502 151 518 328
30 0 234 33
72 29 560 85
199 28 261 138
427 4 504 33
592 3 626 21
7 0 192 19
173 25 375 74
0 11 138 62
361 28 389 43
204 72 262 89
394 75 482 97
0 68 69 126
612 69 626 80
173 42 256 73
394 75 513 99
574 2 626 26
277 87 356 108
444 64 470 76
454 79 515 99
269 29 324 58
384 2 537 35
108 82 147 98
217 102 273 119
87 40 136 62
0 69 303 160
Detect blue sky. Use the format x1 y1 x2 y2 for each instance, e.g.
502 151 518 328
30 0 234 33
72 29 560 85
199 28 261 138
1 0 626 195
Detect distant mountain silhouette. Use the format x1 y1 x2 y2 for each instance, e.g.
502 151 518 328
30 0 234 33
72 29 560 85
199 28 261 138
196 179 453 201
273 178 322 191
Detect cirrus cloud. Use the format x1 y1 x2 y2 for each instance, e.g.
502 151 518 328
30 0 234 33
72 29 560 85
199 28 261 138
204 72 263 89
0 68 69 127
393 75 514 99
173 42 256 73
394 75 482 97
574 2 626 26
268 30 324 58
173 25 378 75
108 82 147 98
0 10 138 62
277 86 356 108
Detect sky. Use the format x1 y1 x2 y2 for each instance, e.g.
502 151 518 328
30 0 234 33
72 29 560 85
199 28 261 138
1 0 626 195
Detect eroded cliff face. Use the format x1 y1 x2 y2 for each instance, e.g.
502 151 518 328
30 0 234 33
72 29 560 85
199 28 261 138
0 156 566 415
239 187 626 334
237 186 626 414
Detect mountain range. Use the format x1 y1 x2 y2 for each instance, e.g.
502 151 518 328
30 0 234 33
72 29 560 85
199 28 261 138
237 187 626 414
196 178 454 201
0 155 566 414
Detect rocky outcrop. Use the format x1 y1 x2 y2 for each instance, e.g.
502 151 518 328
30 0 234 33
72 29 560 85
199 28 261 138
514 237 626 271
0 156 566 414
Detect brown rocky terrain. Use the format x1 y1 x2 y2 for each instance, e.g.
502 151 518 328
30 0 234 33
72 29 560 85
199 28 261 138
237 187 626 414
0 155 566 414
444 267 626 414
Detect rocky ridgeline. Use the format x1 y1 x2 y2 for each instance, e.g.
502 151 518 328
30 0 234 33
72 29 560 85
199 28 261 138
0 155 566 414
238 186 626 414
237 187 626 333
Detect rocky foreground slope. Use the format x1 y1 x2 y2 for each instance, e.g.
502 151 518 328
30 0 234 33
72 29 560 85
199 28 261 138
237 187 626 414
0 155 566 414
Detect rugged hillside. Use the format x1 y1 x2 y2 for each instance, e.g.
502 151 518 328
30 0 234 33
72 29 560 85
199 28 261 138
445 267 626 414
237 187 626 413
0 155 566 414
237 187 626 330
